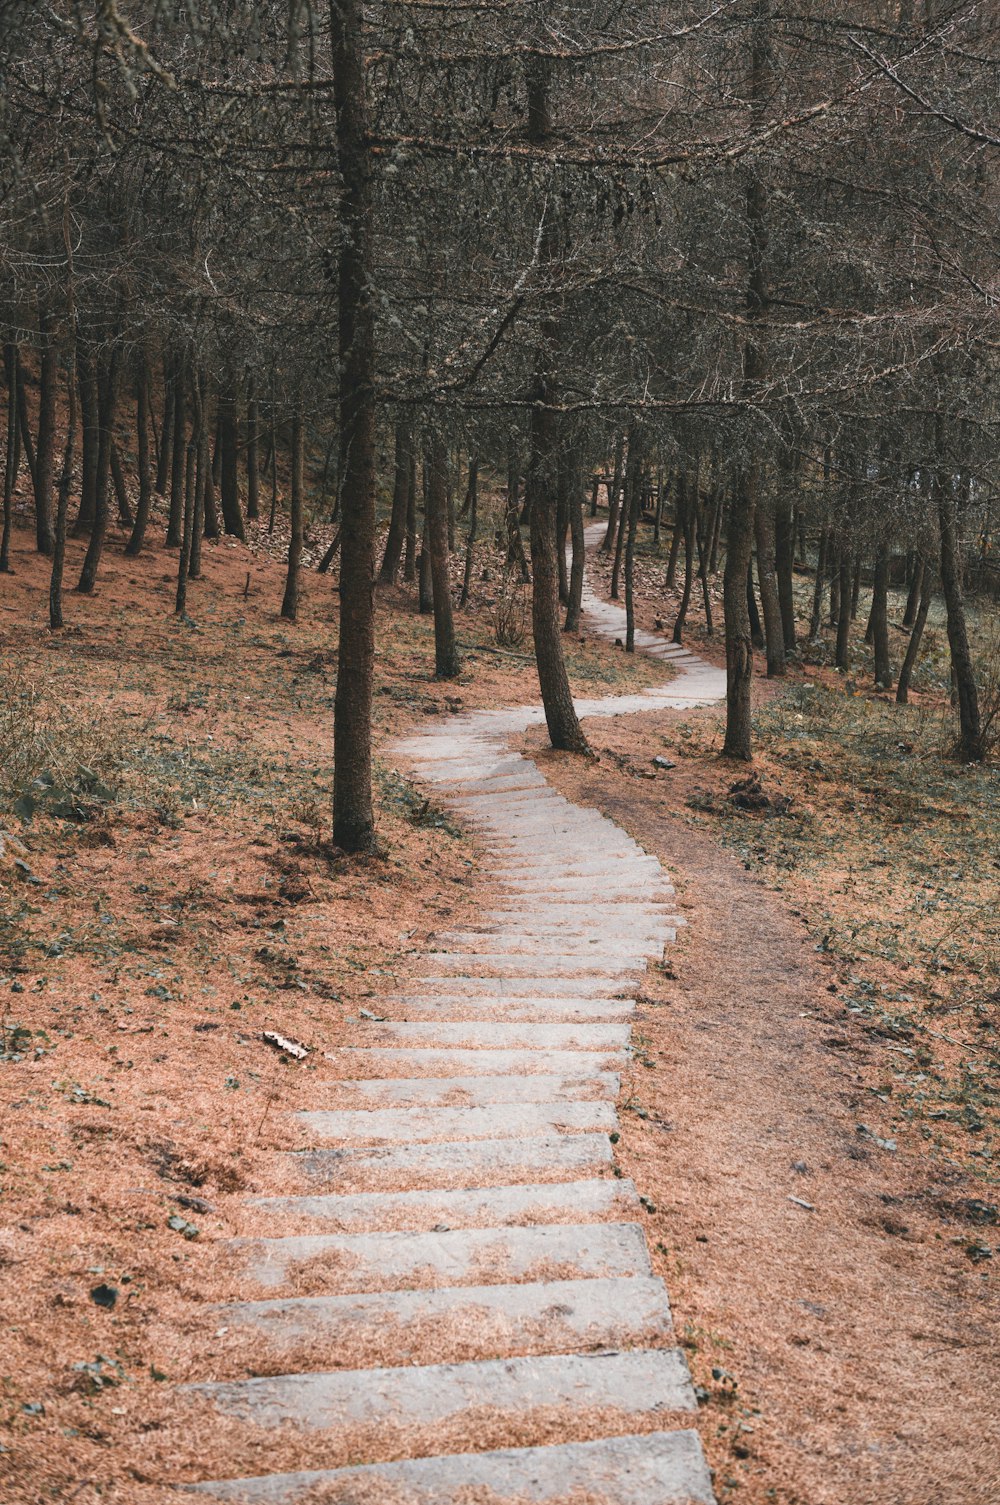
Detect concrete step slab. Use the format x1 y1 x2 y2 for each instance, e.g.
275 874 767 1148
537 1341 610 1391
295 1100 618 1144
249 1178 639 1233
389 999 635 1024
232 1221 649 1290
366 1021 631 1048
208 1273 673 1365
305 1073 621 1109
289 1132 614 1191
189 1427 714 1504
328 1047 629 1076
190 1347 696 1432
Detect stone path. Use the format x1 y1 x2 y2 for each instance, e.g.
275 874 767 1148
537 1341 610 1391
190 525 726 1503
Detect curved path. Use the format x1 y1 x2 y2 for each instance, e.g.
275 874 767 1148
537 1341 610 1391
191 525 726 1503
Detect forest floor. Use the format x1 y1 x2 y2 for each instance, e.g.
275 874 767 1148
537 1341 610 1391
0 505 997 1504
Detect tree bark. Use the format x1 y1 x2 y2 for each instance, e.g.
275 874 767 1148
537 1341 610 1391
723 471 755 760
624 438 642 653
155 356 173 496
109 442 133 529
246 385 260 521
775 495 795 651
166 365 186 547
896 567 932 705
564 464 585 633
672 471 696 644
218 386 246 541
835 551 852 670
937 464 982 761
378 418 411 585
601 432 625 553
281 405 305 620
34 311 57 554
402 444 417 582
77 348 120 593
459 454 478 609
1 344 16 572
809 524 828 639
870 545 893 688
74 344 99 535
903 553 924 628
754 494 785 675
426 431 460 678
49 354 77 629
126 357 153 556
331 0 379 850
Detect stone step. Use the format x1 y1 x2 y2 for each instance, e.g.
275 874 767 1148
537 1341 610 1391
409 979 632 1001
329 1047 629 1076
189 1428 714 1504
304 1073 621 1109
211 1273 673 1363
387 998 635 1024
419 954 645 976
189 1347 696 1433
232 1221 649 1291
365 1021 631 1048
288 1132 614 1191
249 1177 639 1233
295 1099 618 1144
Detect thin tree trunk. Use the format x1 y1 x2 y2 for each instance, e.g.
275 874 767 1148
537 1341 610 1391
126 357 153 556
809 524 828 638
870 545 893 688
77 348 120 593
754 496 786 675
74 345 99 535
402 446 417 582
588 472 599 519
902 553 924 628
280 405 305 620
34 312 57 554
426 431 460 677
747 565 765 649
723 472 755 760
896 568 932 704
246 385 260 521
166 366 185 547
850 551 862 620
176 416 196 616
672 473 696 644
505 447 530 582
556 464 569 605
218 387 246 541
110 443 133 528
835 552 852 670
624 439 642 653
418 464 433 614
190 372 207 579
775 496 795 652
459 455 478 609
331 0 379 850
378 419 411 585
937 464 982 761
564 465 585 633
600 433 625 553
0 345 15 572
155 357 173 496
696 485 714 634
664 490 682 589
50 355 77 629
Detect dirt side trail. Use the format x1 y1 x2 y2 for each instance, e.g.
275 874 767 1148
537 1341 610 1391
534 719 1000 1505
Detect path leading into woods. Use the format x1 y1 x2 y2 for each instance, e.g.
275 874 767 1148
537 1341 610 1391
189 525 726 1503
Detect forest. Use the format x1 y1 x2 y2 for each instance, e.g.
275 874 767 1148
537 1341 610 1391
1 4 998 1505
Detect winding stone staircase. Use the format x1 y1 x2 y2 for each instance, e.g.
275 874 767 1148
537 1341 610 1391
187 526 726 1503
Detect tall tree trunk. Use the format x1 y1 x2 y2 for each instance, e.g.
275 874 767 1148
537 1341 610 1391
77 348 120 593
664 485 682 589
34 311 57 554
74 344 99 535
218 386 246 541
672 472 696 644
0 345 15 572
723 473 755 760
835 551 852 670
588 471 599 519
564 463 585 633
937 465 982 761
809 524 828 638
402 445 417 582
556 464 569 605
525 52 586 753
176 411 196 616
246 384 260 521
505 446 530 582
747 565 765 649
378 418 411 585
281 405 305 621
166 366 185 547
870 545 893 688
154 356 173 496
601 432 625 554
190 372 207 580
418 467 433 614
624 438 642 653
696 485 714 634
331 0 379 850
109 442 133 528
126 357 153 556
754 495 786 675
896 568 932 705
459 454 478 609
426 431 459 678
774 496 795 652
50 353 77 629
902 552 924 628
